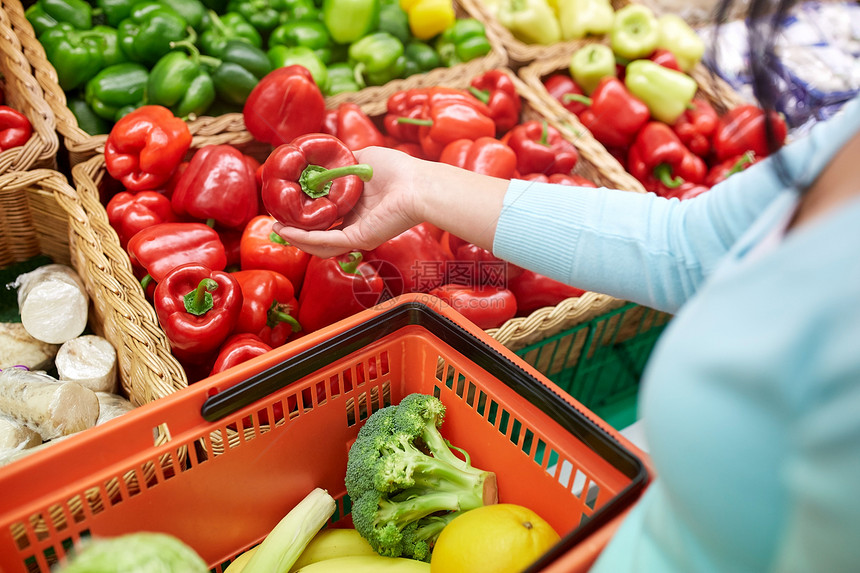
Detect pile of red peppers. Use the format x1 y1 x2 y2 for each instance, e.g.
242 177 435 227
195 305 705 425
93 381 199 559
101 68 598 381
544 57 788 201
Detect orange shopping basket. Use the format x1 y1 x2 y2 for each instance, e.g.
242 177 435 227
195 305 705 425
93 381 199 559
0 294 651 572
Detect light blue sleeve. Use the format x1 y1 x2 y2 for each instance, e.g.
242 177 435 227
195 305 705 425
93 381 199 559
492 96 860 313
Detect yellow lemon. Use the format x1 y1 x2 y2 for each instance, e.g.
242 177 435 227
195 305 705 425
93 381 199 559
430 504 561 573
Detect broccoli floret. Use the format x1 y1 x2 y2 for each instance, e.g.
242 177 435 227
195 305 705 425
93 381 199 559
346 393 498 561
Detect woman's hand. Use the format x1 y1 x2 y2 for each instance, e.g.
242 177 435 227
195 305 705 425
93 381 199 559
272 146 425 258
272 145 510 258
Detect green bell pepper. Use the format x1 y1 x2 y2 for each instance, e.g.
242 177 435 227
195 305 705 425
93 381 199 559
67 97 112 135
84 62 148 121
226 0 287 36
118 1 190 66
323 0 379 44
199 11 263 56
40 23 127 91
94 0 135 27
349 32 405 87
268 20 333 64
210 40 272 105
624 58 698 124
146 40 217 118
325 62 360 95
377 2 411 44
35 0 92 30
656 14 705 72
279 0 319 21
161 0 210 31
568 42 616 95
25 4 59 37
557 0 614 41
403 40 440 76
496 0 560 45
434 18 491 66
268 45 329 92
610 3 659 61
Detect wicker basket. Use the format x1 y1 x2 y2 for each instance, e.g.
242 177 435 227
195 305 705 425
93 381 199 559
3 0 509 167
0 2 57 175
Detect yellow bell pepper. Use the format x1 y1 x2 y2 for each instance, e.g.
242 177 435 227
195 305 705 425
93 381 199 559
402 0 456 40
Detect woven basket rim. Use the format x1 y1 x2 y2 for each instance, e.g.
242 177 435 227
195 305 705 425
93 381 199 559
0 0 57 175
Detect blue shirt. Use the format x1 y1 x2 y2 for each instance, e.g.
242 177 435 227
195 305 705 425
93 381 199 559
493 96 860 572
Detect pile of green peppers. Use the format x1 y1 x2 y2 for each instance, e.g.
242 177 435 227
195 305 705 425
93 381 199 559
27 0 493 135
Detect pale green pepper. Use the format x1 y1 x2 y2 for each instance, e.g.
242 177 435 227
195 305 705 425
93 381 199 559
557 0 614 41
625 58 698 124
656 14 705 72
568 43 616 95
610 3 659 61
496 0 560 45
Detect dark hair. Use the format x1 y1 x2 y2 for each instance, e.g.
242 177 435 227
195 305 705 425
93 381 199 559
712 0 799 185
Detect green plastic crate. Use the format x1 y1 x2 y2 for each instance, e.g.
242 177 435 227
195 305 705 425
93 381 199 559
515 303 671 430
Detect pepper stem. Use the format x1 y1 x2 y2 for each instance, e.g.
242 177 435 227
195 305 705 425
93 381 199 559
269 231 288 245
563 93 593 106
653 163 684 189
396 117 433 126
468 86 490 104
268 300 302 332
140 274 154 290
171 33 222 69
184 278 218 316
539 120 549 146
726 151 755 177
339 252 363 274
300 163 374 199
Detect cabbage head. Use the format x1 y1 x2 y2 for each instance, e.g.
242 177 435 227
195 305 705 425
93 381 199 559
59 532 208 572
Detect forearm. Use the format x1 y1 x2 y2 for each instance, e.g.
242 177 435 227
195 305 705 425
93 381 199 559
413 159 509 252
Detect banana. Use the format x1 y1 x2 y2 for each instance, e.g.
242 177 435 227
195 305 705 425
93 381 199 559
223 547 257 573
289 528 378 571
292 555 431 572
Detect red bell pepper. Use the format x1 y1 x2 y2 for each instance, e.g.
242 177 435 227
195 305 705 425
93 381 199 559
567 76 650 150
438 137 517 179
713 104 788 161
502 120 578 176
704 150 758 187
662 181 710 201
232 269 301 348
326 102 386 151
383 88 430 143
298 252 384 332
649 49 682 72
428 284 517 330
672 99 719 157
628 122 706 194
127 222 227 288
106 190 177 249
521 172 598 187
507 269 585 316
393 87 496 160
261 133 373 231
104 105 192 191
171 145 260 229
365 224 450 296
210 333 272 375
469 70 522 134
240 215 311 291
442 236 523 286
153 263 243 364
543 74 588 116
0 105 32 151
243 65 325 147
